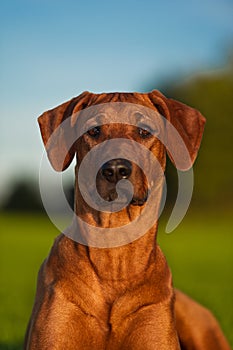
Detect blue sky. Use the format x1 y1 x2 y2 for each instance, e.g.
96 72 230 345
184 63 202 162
1 0 233 202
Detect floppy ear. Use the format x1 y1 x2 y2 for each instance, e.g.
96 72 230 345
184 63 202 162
38 91 92 171
148 90 206 170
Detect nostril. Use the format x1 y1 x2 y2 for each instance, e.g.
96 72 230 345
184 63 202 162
118 166 131 178
102 168 114 178
101 158 132 183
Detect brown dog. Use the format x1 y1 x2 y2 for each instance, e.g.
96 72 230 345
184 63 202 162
24 90 230 349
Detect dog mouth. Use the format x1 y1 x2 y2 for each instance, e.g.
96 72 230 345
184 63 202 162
105 190 148 207
130 195 148 206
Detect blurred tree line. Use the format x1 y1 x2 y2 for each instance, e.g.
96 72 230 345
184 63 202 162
1 179 74 213
1 180 43 212
159 59 233 209
1 60 233 212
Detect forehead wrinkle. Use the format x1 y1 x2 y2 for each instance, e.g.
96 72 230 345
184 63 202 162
103 123 133 137
76 102 162 137
88 104 156 126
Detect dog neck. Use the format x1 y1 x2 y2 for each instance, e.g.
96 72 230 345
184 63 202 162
68 184 162 281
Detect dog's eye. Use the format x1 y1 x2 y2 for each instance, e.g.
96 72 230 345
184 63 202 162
87 126 101 138
138 125 153 138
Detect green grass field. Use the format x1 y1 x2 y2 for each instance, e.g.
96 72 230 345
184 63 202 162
0 211 232 349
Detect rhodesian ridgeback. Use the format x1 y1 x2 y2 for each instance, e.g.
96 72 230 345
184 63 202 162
25 90 230 349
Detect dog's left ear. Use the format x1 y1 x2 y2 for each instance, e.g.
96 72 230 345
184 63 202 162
148 90 206 170
38 91 92 171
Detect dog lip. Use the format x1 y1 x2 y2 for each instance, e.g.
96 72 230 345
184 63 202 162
96 189 148 206
104 194 148 207
107 191 118 202
107 190 148 206
130 198 147 206
130 193 148 206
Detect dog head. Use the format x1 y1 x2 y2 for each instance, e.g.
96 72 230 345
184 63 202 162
38 90 205 227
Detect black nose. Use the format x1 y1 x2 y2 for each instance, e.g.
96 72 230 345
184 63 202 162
101 158 132 183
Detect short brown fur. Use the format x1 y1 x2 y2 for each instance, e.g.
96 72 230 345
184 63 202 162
24 90 230 349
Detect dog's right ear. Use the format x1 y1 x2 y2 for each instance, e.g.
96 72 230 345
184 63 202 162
38 91 92 171
148 90 206 170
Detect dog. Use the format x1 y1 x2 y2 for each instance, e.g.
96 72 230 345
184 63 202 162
24 90 230 349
